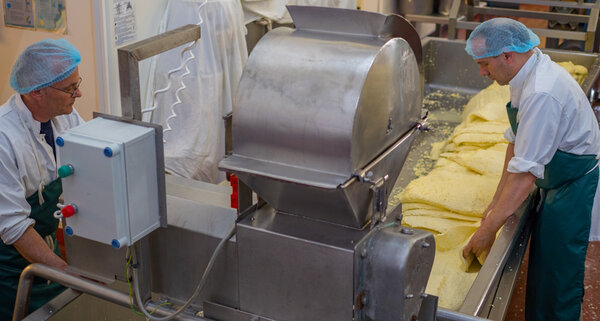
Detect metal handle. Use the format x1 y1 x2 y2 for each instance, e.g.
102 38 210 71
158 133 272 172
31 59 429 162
118 24 201 120
12 264 203 321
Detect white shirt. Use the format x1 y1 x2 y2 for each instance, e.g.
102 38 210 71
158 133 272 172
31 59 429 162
506 48 600 241
506 48 600 178
0 94 83 245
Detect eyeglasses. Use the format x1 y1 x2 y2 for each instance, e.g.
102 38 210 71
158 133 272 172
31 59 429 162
48 77 82 98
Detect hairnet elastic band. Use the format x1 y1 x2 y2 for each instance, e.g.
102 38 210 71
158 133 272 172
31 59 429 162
469 44 539 60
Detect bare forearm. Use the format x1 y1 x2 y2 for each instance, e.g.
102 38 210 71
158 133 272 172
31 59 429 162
464 170 536 258
483 171 536 233
13 226 67 270
492 143 515 201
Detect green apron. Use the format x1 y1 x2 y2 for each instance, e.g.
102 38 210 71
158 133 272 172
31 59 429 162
0 178 65 320
507 102 597 321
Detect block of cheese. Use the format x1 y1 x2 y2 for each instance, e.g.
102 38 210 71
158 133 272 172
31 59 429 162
400 161 500 217
557 61 588 85
440 144 506 176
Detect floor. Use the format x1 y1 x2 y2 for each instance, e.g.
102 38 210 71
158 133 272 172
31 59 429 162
505 242 600 321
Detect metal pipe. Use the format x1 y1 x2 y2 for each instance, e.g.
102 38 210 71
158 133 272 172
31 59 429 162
13 264 204 321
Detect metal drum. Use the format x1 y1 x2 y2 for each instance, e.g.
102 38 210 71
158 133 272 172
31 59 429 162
220 6 423 228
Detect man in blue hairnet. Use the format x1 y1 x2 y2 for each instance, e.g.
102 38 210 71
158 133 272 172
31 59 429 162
462 18 600 320
0 38 84 319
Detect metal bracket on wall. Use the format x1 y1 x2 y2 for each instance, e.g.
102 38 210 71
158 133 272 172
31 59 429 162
117 24 201 121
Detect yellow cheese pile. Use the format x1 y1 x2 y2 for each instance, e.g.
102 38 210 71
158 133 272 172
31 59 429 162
557 61 588 85
399 82 510 309
397 61 588 310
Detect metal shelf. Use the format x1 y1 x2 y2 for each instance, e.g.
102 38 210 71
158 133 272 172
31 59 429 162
404 0 600 52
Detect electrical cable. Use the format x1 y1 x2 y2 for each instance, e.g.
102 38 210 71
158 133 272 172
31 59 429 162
126 251 170 317
126 252 147 317
162 49 195 138
131 221 236 320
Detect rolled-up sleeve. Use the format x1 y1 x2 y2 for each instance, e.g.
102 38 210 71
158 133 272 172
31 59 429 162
507 156 545 179
0 137 34 245
1 217 35 245
504 127 516 144
507 93 564 180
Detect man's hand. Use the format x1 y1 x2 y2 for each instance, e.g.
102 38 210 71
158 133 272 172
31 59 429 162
13 226 68 270
466 171 536 259
463 224 496 259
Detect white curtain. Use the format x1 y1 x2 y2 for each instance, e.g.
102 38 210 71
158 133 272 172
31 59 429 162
147 0 248 183
242 0 356 24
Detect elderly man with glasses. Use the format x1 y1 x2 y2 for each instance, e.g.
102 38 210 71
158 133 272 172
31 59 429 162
0 38 84 319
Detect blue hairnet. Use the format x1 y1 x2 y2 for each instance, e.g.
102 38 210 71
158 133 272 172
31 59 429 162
465 18 540 60
10 38 81 94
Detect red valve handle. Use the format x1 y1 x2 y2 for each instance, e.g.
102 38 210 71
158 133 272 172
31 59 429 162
61 204 77 218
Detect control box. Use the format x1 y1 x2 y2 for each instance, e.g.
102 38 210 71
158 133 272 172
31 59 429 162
57 117 161 248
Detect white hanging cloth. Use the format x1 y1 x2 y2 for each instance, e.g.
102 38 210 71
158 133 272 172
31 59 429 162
148 0 248 183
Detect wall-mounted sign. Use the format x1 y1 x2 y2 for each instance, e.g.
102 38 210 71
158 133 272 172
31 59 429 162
3 0 66 34
113 0 136 46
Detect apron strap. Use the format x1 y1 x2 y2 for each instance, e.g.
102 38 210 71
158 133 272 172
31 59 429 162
15 108 47 205
586 160 600 175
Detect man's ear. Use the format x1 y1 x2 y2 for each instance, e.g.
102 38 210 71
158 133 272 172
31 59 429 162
28 90 43 100
503 52 514 63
